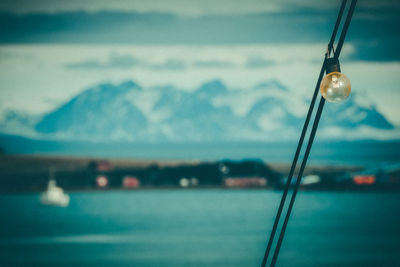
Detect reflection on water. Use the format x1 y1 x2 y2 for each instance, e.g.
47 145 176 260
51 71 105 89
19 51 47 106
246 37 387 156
1 190 399 266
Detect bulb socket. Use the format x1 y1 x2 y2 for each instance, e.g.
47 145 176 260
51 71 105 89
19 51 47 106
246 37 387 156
325 58 341 74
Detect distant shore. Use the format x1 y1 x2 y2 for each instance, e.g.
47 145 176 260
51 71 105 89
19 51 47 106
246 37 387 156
1 154 386 193
0 154 363 173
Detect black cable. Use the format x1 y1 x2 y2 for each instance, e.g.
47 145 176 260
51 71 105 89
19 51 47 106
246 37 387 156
328 0 348 56
268 1 358 266
270 97 325 267
260 1 347 266
334 0 358 60
260 56 326 267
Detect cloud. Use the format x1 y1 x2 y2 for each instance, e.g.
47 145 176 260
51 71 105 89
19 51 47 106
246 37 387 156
245 57 275 68
66 52 140 69
0 0 331 15
66 59 102 69
318 125 400 141
0 5 399 63
347 40 400 62
66 53 188 71
193 60 235 68
149 59 186 70
1 0 399 17
0 51 16 60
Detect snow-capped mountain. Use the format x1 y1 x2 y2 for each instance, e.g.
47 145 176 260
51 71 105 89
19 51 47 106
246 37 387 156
35 81 148 141
1 79 396 142
0 110 39 137
322 95 394 129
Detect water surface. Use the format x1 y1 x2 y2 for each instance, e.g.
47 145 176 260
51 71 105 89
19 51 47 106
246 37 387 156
0 190 399 266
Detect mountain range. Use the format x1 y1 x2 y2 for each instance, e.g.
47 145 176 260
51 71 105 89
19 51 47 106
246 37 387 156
0 79 395 143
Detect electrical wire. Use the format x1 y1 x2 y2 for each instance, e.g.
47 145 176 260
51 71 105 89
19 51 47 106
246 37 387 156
260 1 347 266
270 97 326 267
261 0 357 266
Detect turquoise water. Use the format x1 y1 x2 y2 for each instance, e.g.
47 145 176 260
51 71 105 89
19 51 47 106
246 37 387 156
1 190 400 266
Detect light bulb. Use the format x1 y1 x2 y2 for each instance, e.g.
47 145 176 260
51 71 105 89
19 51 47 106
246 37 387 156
320 72 351 103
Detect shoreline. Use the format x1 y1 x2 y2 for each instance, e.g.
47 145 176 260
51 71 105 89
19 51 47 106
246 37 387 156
1 154 397 194
0 153 364 170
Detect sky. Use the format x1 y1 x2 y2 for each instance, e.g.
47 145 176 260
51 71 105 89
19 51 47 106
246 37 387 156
0 0 399 15
0 0 399 135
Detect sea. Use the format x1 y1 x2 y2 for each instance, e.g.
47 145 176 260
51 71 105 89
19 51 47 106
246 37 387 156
1 190 399 266
2 136 400 167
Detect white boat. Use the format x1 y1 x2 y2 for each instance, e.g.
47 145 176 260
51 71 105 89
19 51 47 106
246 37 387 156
40 179 70 207
302 175 321 186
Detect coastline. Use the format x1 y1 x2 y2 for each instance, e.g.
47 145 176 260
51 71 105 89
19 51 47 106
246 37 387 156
2 154 395 193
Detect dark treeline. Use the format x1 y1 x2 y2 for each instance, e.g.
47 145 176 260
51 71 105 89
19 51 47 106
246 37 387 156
0 158 282 192
1 155 399 192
